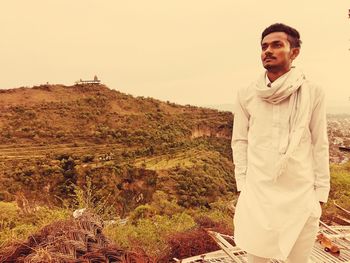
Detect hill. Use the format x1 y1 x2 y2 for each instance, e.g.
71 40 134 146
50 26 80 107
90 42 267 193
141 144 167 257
0 83 234 214
0 83 349 261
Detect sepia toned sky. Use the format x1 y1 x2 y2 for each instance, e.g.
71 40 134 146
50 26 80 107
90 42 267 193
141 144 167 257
1 1 349 109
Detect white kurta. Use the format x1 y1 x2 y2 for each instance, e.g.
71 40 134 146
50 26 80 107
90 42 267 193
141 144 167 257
231 77 330 260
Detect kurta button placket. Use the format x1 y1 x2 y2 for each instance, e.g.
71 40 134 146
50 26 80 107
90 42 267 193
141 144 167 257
279 105 289 154
271 104 280 149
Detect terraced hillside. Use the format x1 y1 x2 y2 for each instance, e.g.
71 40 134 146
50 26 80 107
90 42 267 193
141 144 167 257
0 83 234 214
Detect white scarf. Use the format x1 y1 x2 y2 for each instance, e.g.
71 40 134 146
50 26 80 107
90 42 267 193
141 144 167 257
255 67 310 181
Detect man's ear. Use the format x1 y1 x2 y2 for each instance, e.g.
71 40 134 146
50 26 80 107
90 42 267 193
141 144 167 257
290 48 300 61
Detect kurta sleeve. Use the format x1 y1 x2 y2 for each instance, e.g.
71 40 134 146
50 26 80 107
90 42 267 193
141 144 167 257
309 87 330 203
231 88 250 192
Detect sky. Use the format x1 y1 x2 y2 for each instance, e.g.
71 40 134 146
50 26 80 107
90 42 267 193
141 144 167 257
1 1 349 110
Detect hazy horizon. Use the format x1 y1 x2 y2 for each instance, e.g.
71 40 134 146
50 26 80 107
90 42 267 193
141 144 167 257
203 103 350 115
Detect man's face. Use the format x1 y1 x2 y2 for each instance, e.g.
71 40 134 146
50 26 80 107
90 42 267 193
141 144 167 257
260 32 299 73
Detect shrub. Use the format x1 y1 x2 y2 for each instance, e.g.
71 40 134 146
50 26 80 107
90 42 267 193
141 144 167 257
104 212 196 261
165 227 219 261
0 202 70 248
129 204 156 223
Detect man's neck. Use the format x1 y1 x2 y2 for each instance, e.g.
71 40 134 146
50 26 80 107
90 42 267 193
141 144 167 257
266 67 292 83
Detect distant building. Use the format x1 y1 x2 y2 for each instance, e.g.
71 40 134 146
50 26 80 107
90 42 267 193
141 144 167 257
75 75 101 85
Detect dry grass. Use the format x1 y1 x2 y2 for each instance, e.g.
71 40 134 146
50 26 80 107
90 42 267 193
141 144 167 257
0 211 149 263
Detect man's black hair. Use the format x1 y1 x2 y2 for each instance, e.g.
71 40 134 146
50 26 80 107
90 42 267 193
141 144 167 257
261 23 302 48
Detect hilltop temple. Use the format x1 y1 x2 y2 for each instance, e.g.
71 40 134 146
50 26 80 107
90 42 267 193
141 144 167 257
75 75 101 85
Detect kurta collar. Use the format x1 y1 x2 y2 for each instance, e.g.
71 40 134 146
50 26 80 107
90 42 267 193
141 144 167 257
265 69 293 88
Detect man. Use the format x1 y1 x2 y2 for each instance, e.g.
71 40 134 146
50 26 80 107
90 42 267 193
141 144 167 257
231 23 330 262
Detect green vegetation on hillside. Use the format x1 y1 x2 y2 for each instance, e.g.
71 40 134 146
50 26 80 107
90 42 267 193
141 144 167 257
1 161 349 260
321 161 350 222
0 84 234 214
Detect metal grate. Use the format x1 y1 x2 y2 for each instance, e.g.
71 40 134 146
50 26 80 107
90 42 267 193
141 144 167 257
176 224 350 263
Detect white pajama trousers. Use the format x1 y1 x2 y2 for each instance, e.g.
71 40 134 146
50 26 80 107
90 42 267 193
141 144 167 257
247 214 319 263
